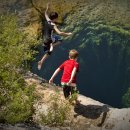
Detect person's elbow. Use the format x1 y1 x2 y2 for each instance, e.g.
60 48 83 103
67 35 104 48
57 68 61 71
55 29 64 35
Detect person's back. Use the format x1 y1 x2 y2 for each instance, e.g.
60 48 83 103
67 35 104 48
43 20 54 43
60 59 79 84
43 11 57 44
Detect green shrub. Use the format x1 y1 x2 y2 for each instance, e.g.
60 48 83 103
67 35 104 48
2 85 35 124
40 93 71 126
0 14 38 124
122 87 130 107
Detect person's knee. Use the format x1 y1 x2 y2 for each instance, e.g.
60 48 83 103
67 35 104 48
46 51 52 55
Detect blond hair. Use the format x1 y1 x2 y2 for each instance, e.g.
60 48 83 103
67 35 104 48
69 49 79 59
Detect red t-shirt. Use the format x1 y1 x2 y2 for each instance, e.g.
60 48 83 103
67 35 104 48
59 59 79 83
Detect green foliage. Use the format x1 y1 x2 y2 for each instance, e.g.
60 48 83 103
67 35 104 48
69 92 79 104
122 87 130 107
67 88 79 104
0 14 38 124
1 85 35 124
40 93 71 126
0 14 38 70
63 13 130 107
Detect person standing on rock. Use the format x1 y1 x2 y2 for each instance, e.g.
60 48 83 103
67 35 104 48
38 2 72 70
49 49 80 104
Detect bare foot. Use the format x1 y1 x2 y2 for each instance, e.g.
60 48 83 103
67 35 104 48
38 61 42 70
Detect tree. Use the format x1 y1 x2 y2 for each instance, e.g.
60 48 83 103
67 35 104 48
0 14 37 124
122 88 130 107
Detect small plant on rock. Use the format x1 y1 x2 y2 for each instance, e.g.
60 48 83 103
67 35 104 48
40 92 71 126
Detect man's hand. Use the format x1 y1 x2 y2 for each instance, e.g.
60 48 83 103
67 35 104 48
67 80 72 86
67 32 72 36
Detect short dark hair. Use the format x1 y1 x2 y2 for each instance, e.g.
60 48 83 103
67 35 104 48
49 12 58 20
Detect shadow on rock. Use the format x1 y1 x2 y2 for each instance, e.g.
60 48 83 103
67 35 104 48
74 104 109 126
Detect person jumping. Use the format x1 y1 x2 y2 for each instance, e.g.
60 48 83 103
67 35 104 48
38 2 72 70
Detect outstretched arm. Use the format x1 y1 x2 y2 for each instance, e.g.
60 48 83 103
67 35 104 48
54 25 72 36
49 68 61 83
45 2 51 22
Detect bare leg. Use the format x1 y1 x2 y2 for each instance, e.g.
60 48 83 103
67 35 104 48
37 41 61 70
38 53 49 70
49 43 53 52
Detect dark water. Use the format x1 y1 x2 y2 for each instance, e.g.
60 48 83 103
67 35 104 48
31 42 127 108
